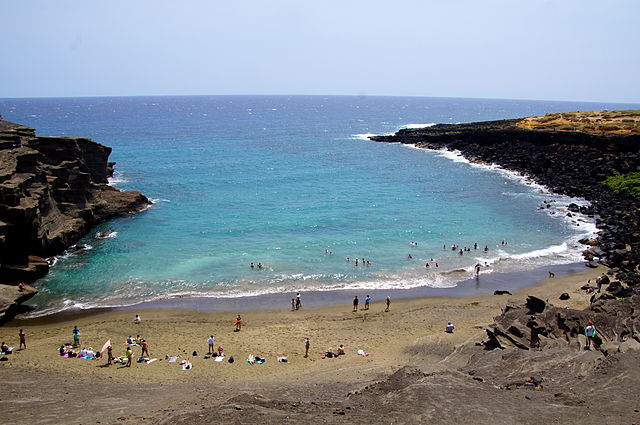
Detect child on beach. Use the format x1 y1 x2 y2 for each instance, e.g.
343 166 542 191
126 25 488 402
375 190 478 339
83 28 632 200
234 315 242 332
72 326 80 347
19 329 26 350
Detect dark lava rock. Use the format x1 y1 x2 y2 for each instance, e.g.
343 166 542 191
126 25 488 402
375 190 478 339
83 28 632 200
559 292 570 300
494 290 512 296
0 120 151 322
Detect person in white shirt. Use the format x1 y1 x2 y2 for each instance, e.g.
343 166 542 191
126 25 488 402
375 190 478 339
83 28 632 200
207 335 215 354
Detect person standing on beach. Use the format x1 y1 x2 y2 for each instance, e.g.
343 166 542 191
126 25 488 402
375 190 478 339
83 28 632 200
106 345 113 366
364 295 371 310
18 329 26 350
385 296 391 312
352 295 359 312
125 346 133 367
72 326 81 347
296 292 301 310
234 314 242 332
141 339 149 357
291 298 296 311
207 335 215 354
304 337 311 358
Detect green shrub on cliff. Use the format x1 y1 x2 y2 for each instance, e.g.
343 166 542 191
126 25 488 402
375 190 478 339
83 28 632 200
603 172 640 196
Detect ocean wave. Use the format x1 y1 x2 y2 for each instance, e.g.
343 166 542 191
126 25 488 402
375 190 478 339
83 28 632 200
107 171 128 186
403 123 437 129
352 133 379 141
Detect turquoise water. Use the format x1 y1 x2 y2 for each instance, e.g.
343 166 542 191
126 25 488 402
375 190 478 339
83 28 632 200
2 95 639 315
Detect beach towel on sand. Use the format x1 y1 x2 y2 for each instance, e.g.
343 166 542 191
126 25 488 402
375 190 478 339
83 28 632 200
214 356 225 362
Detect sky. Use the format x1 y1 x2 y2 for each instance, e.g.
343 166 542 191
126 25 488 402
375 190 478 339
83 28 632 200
1 1 639 103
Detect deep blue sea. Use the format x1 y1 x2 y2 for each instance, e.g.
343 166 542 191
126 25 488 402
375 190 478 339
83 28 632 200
2 95 639 315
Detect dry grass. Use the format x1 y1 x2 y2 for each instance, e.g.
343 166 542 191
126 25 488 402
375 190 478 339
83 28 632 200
517 110 640 135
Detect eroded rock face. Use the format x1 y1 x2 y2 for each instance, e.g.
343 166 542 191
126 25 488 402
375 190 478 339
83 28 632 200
0 120 151 284
483 295 640 351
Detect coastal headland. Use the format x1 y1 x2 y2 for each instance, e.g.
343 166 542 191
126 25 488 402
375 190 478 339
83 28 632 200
1 113 640 424
0 120 151 322
371 111 640 294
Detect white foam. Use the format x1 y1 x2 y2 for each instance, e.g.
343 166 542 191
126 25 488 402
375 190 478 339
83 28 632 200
107 171 128 186
96 231 118 239
352 133 378 141
403 123 437 129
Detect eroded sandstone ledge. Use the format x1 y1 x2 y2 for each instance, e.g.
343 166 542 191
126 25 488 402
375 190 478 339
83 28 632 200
0 120 150 321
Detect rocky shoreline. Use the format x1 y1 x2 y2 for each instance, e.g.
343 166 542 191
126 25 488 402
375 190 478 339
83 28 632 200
370 118 640 296
0 120 150 322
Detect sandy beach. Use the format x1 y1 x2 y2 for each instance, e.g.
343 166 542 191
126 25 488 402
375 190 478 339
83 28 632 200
0 265 605 424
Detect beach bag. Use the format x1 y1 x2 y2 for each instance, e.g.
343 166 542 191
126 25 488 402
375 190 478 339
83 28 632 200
228 356 234 363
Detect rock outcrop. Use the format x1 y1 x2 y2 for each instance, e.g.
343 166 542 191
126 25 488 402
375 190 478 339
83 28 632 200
0 120 150 321
371 119 640 291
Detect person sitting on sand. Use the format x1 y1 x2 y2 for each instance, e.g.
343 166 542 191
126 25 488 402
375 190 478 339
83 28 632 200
134 315 141 324
445 322 455 333
217 346 224 357
59 345 67 356
127 336 133 345
324 348 335 358
1 342 9 353
337 345 346 356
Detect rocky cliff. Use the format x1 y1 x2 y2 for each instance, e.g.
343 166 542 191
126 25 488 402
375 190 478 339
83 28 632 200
370 118 640 293
0 120 150 321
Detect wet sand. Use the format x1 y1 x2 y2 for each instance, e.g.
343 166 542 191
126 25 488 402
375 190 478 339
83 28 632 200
0 265 605 424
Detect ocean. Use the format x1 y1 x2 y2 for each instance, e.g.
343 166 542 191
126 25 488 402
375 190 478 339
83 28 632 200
2 95 639 316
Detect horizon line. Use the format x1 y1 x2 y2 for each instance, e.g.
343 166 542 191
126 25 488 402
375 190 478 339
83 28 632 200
1 93 640 106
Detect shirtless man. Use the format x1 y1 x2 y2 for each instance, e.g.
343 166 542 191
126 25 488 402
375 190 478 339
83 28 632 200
19 329 26 350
